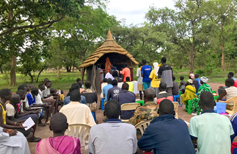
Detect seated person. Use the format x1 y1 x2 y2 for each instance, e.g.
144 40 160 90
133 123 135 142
64 83 87 105
27 87 50 126
189 74 198 93
42 81 54 100
0 127 30 154
89 99 137 154
198 76 212 96
189 92 234 154
105 69 114 80
138 99 195 154
181 79 197 104
126 77 134 93
102 78 113 104
117 78 123 89
0 89 41 142
130 88 159 139
195 74 201 89
81 81 97 121
78 81 85 94
100 78 108 99
172 76 179 95
117 83 136 119
60 90 95 126
156 82 173 104
107 79 122 101
179 76 186 94
36 113 81 154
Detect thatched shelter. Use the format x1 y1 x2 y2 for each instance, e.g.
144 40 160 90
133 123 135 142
79 28 138 93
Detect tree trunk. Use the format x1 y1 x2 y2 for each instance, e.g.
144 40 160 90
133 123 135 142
0 67 3 74
189 47 195 73
66 67 71 72
10 55 17 86
36 66 45 82
57 66 60 77
221 50 225 71
221 23 225 71
28 72 34 83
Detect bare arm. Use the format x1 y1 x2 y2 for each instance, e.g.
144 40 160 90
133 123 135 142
217 90 227 101
0 108 24 129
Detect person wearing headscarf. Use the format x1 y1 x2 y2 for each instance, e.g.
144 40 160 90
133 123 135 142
181 79 197 104
149 62 161 97
105 57 112 74
189 73 198 93
198 76 212 97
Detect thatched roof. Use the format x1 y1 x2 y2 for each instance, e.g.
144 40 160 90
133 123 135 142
79 28 138 68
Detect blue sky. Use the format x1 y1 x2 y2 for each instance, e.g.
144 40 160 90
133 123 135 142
106 0 175 26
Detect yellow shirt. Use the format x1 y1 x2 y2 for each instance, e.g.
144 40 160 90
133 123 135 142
126 82 134 93
149 70 160 88
0 103 6 124
59 101 96 126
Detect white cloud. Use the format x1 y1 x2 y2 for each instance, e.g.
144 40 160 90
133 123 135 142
107 0 175 26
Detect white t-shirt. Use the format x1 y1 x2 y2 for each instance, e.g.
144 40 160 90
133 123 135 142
105 72 114 80
136 68 143 84
89 121 137 154
189 112 234 154
38 90 42 98
35 94 43 105
100 83 108 98
42 86 50 98
6 103 15 117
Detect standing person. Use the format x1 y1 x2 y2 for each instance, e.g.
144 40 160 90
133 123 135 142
97 64 104 82
138 100 195 154
36 113 81 154
141 60 152 91
136 62 144 100
172 76 179 95
179 76 186 94
105 69 114 80
195 74 201 89
107 80 122 101
189 92 234 154
189 73 198 93
89 99 137 154
112 66 119 80
102 79 113 104
121 64 131 82
117 83 136 119
105 57 112 74
149 62 160 97
158 57 173 94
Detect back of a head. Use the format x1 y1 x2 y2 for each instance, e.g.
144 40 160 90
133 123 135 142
126 77 130 82
44 78 49 83
225 78 234 87
38 83 44 89
78 81 83 88
85 81 91 89
124 64 128 67
10 94 20 106
159 99 174 115
31 87 38 96
139 62 143 67
172 76 176 81
112 79 118 86
50 113 68 134
145 88 156 101
0 89 11 100
229 72 234 78
122 82 129 90
142 59 147 65
71 83 80 91
18 85 26 91
70 90 81 102
103 78 107 83
200 91 214 109
195 74 199 78
76 78 81 83
159 82 167 91
180 76 184 80
104 99 121 119
161 57 166 63
107 78 112 84
16 89 26 96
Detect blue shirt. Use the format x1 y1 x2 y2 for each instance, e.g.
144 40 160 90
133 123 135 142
233 77 237 81
26 93 35 106
117 90 136 119
107 86 122 101
195 78 201 89
138 114 195 154
64 95 87 105
230 112 237 142
141 65 152 82
103 84 113 102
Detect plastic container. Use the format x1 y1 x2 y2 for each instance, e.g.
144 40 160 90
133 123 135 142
216 102 227 114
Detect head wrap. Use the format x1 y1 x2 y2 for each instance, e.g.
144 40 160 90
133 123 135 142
201 76 208 83
189 73 195 79
153 62 159 76
187 79 193 84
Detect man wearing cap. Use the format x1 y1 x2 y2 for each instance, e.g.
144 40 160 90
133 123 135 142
189 73 198 93
198 76 212 96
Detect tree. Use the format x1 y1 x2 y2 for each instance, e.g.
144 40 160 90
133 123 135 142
0 0 84 85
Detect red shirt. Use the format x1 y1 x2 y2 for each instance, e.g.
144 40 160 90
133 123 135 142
121 67 131 82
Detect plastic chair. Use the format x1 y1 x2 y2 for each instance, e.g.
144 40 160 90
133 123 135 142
185 99 202 115
173 95 182 107
91 112 95 121
173 102 179 119
101 98 105 111
119 103 140 123
136 100 145 106
135 119 153 136
219 96 237 115
66 124 91 152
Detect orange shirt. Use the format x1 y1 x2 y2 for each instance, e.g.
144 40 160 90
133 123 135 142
121 67 131 82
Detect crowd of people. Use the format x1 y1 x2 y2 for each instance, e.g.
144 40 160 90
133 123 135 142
2 57 237 154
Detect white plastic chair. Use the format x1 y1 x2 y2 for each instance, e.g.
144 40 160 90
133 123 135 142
119 103 140 123
135 119 153 135
66 124 91 153
173 102 179 119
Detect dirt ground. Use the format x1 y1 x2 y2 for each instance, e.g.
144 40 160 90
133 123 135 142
28 82 224 154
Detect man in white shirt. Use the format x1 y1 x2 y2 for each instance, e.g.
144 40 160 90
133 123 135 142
105 69 114 80
189 91 234 154
60 90 95 126
89 99 137 154
0 127 30 154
